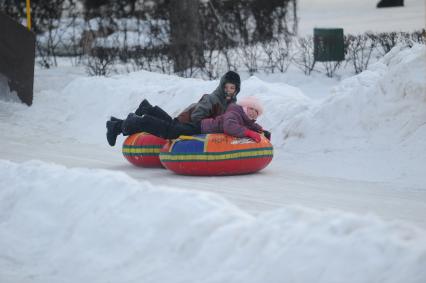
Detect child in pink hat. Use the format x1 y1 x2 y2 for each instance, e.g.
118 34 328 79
238 96 264 118
201 96 271 142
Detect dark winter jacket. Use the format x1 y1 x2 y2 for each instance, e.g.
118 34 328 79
201 103 262 138
176 72 240 124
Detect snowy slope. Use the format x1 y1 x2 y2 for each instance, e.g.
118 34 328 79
280 44 426 185
284 44 426 150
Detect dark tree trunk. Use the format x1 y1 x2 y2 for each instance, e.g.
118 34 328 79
169 0 204 73
292 0 298 35
252 0 279 42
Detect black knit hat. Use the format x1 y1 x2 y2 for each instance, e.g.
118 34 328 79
223 71 241 94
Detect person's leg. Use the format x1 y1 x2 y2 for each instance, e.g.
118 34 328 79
135 99 153 116
146 106 173 122
136 100 173 122
109 116 121 122
122 114 201 140
121 113 171 139
135 99 172 120
105 106 172 146
167 121 201 139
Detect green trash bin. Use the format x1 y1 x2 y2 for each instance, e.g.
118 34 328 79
314 28 344 62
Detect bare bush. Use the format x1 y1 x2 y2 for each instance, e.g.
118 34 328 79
411 29 425 44
127 46 147 71
239 44 262 75
85 47 116 76
202 41 222 79
219 48 238 72
261 38 293 73
370 32 400 56
261 41 276 73
293 36 316 75
34 0 70 68
273 38 293 73
320 61 341 78
346 34 375 74
401 30 426 46
156 51 173 75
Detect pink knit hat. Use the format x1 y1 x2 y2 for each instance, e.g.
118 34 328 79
238 96 264 116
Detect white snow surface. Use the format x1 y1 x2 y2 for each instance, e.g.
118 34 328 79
1 160 426 283
0 73 20 103
1 39 426 283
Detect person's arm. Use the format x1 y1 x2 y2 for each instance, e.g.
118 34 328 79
244 129 261 143
190 95 213 123
250 122 263 133
223 113 262 142
223 111 247 138
250 122 271 141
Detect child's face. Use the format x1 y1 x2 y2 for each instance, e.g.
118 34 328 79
224 83 236 100
245 107 259 120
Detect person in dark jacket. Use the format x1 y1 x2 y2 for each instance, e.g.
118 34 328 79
176 70 241 124
106 71 241 146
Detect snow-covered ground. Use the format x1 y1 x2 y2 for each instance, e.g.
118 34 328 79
1 44 425 283
1 160 426 283
1 2 426 282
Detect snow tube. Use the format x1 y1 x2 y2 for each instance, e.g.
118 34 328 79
122 133 167 167
159 133 273 176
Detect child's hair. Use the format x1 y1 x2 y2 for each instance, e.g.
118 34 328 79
238 96 263 116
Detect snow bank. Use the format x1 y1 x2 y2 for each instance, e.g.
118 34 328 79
1 160 426 283
282 44 426 151
275 44 426 185
0 66 309 145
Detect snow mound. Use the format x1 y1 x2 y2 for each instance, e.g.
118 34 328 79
0 73 20 103
1 160 426 283
0 67 308 145
282 44 426 151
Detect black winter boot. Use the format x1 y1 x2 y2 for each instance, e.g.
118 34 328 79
106 119 123 146
135 99 153 116
121 113 171 139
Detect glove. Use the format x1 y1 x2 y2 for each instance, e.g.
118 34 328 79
244 129 261 143
263 130 271 141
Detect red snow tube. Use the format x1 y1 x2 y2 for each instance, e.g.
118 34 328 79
159 133 273 176
122 133 167 167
